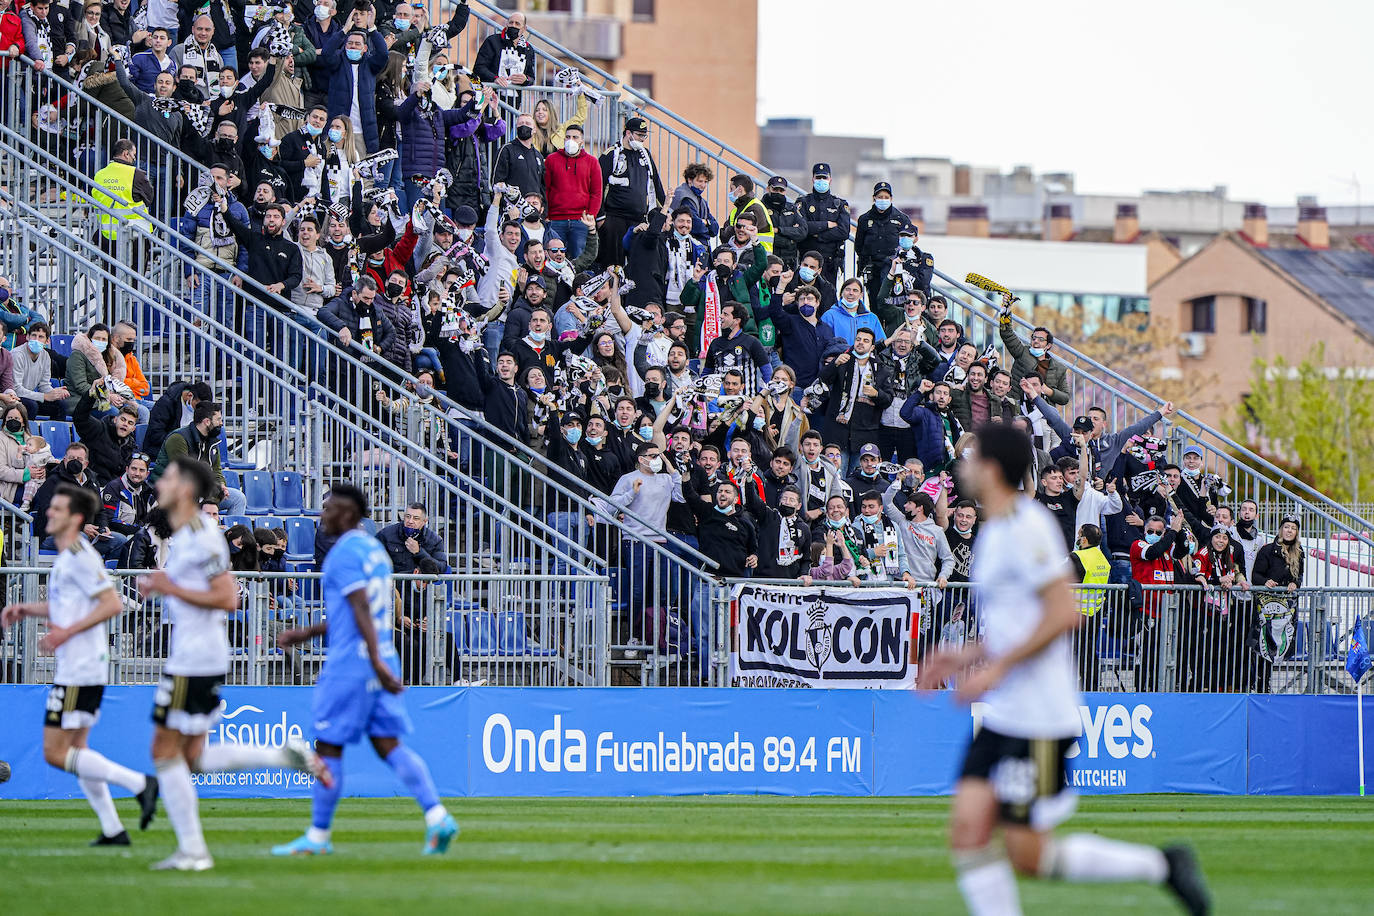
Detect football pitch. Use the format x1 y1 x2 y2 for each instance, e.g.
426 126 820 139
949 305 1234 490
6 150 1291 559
2 796 1371 914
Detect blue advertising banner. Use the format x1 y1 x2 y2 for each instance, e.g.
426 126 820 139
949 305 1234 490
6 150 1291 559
0 687 1349 799
1247 695 1374 796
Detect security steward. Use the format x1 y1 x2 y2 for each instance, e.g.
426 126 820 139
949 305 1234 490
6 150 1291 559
91 139 154 261
795 162 851 291
1070 522 1112 691
720 174 774 251
855 180 917 304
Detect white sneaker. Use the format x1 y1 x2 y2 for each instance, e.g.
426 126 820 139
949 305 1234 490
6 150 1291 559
151 851 215 871
282 736 334 789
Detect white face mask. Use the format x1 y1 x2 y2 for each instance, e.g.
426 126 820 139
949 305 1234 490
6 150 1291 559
564 139 581 156
456 227 473 241
628 139 645 152
647 457 663 473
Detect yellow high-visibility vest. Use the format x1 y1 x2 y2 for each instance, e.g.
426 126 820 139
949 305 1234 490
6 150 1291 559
1074 546 1111 617
92 161 150 241
728 196 774 251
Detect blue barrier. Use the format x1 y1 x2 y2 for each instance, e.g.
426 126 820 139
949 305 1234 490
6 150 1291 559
0 687 1365 799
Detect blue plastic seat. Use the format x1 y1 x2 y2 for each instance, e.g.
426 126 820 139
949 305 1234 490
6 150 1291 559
359 517 377 536
272 471 304 516
222 468 240 492
498 609 559 657
283 517 316 559
134 423 148 449
218 430 255 471
223 514 252 531
466 610 501 656
255 515 285 532
40 421 73 456
50 335 74 357
243 471 274 515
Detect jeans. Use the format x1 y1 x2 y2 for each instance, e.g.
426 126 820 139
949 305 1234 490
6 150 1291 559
219 46 237 73
547 511 587 578
220 486 247 516
414 347 442 379
380 154 406 210
44 532 127 561
20 397 66 421
548 219 589 260
621 539 670 644
688 579 715 681
403 179 430 216
482 320 505 364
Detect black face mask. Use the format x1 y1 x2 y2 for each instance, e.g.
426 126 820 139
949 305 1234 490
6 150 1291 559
516 124 533 141
64 459 84 476
777 504 797 518
215 137 235 149
118 341 134 354
715 265 732 283
385 282 404 299
643 382 661 400
503 26 520 41
762 192 785 207
4 418 22 433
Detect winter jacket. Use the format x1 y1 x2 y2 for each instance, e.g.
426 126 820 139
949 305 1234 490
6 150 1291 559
31 463 101 543
472 31 535 85
818 355 892 443
396 91 474 179
63 334 122 416
0 427 28 504
492 139 545 197
598 143 665 219
151 421 226 497
113 61 184 146
317 289 398 363
321 29 389 153
622 209 670 308
72 394 137 486
377 521 448 575
302 15 343 97
444 108 506 216
543 148 603 221
999 318 1071 405
900 394 964 474
756 299 834 389
98 474 156 536
668 181 718 245
760 191 807 267
128 49 176 93
820 301 887 346
854 205 916 277
951 385 1018 434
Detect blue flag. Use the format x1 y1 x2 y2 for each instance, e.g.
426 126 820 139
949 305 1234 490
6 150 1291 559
1348 618 1372 685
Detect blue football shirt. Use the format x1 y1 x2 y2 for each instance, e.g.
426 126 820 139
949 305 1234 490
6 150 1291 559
321 529 399 679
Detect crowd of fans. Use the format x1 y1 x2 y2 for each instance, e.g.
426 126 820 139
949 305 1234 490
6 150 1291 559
0 0 1321 689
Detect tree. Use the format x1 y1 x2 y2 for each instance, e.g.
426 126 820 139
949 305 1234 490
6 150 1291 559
1226 343 1374 503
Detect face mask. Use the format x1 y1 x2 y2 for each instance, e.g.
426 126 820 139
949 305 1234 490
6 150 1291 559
798 265 816 282
826 517 845 529
393 18 408 30
4 418 21 433
64 459 84 476
314 5 330 19
638 426 654 441
752 416 765 431
861 513 879 525
414 383 433 399
813 179 829 194
305 123 322 137
516 124 533 141
26 339 43 354
1145 533 1162 545
899 236 914 251
528 330 547 344
259 144 275 158
92 339 107 353
385 282 404 298
1184 466 1200 477
564 428 583 445
119 341 134 354
345 48 363 62
503 26 520 40
728 188 742 202
219 85 233 98
954 522 973 535
1029 347 1047 359
763 192 784 206
799 304 816 318
874 199 890 211
647 457 663 473
777 504 797 518
530 386 546 396
714 504 733 515
673 230 690 241
564 139 581 155
403 526 422 538
585 434 603 447
328 127 343 142
643 382 661 400
628 139 645 152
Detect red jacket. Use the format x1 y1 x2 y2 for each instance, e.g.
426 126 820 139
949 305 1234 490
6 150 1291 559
543 149 603 222
0 12 24 62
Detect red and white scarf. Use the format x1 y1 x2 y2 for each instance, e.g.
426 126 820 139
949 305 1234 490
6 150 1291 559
698 271 722 358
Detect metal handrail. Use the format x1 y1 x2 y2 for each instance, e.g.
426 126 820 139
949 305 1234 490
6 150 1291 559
0 94 715 570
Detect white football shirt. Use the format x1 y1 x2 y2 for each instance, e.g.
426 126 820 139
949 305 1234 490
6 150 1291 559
48 537 115 686
164 513 232 677
970 496 1082 739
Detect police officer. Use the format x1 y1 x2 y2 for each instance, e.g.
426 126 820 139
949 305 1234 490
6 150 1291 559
855 181 916 304
760 175 807 269
795 162 850 291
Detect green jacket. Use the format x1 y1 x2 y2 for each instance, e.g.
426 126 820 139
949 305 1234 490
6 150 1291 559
63 351 106 416
680 242 768 347
999 318 1071 406
151 423 227 494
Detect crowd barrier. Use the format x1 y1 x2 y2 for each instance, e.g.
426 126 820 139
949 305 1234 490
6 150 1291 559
2 687 1368 800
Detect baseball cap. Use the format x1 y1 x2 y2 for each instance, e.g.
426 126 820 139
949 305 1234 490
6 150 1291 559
899 225 917 237
766 175 788 190
859 443 881 459
624 116 649 133
873 181 892 196
453 205 478 226
1182 445 1203 459
1072 416 1094 433
812 162 831 178
525 275 547 291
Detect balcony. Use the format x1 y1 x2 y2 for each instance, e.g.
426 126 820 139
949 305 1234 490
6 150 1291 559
525 12 622 62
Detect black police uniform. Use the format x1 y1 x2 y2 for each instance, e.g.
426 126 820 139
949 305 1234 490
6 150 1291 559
856 204 916 302
795 186 851 291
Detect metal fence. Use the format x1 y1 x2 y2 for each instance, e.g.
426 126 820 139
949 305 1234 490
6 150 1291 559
0 568 609 687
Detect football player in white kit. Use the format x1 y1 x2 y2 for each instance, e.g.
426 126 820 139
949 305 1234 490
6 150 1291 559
137 457 329 872
919 425 1210 916
2 484 159 844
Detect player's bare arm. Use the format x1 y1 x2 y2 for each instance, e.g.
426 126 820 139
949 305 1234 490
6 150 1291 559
41 587 122 652
1 600 50 626
956 575 1080 703
917 642 986 690
348 589 404 694
138 570 239 612
276 622 328 649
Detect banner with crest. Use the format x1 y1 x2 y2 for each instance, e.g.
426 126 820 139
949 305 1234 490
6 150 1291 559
729 585 918 689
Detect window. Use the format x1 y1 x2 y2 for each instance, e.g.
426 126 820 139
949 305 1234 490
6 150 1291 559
1245 297 1268 334
629 72 655 97
1189 296 1216 333
547 0 574 10
633 0 656 21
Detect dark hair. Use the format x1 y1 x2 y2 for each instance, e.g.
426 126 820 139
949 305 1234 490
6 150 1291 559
671 206 694 220
1040 464 1063 479
937 318 960 333
730 174 754 195
1078 523 1102 547
734 211 756 227
1032 326 1054 345
859 490 882 507
771 446 795 463
854 328 876 342
1055 456 1078 473
904 491 936 519
975 424 1033 489
682 162 713 182
801 250 823 265
56 483 99 529
171 455 216 503
329 482 370 518
263 203 287 219
28 321 50 337
3 401 28 425
698 443 721 459
563 123 584 137
801 430 823 445
193 401 221 426
248 47 270 62
723 368 744 381
225 524 260 571
635 442 660 459
794 284 821 302
188 381 213 403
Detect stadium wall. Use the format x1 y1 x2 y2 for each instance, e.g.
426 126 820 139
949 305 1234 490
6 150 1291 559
1 688 1367 799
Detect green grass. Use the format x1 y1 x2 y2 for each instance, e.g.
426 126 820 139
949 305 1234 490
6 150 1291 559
1 796 1372 914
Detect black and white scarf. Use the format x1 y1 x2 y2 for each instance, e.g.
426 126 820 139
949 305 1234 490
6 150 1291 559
666 236 692 299
25 10 55 64
180 35 223 95
609 143 656 211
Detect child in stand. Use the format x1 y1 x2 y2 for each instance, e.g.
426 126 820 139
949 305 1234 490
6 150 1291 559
800 528 858 587
20 435 51 510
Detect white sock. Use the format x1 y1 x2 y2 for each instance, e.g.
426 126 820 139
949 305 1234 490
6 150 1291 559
156 757 208 857
1042 834 1168 883
78 777 124 837
306 826 331 844
66 748 148 794
195 743 288 772
955 849 1023 916
423 804 449 828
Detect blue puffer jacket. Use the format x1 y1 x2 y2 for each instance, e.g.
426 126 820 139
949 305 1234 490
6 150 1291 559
396 92 478 179
899 393 962 473
322 30 389 153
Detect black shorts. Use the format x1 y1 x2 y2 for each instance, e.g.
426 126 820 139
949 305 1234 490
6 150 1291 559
152 674 225 736
45 684 104 729
960 727 1077 829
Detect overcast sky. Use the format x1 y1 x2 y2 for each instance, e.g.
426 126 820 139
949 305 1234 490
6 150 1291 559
756 0 1374 206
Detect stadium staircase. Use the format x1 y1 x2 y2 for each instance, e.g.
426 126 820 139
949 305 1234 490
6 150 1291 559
0 0 1370 688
